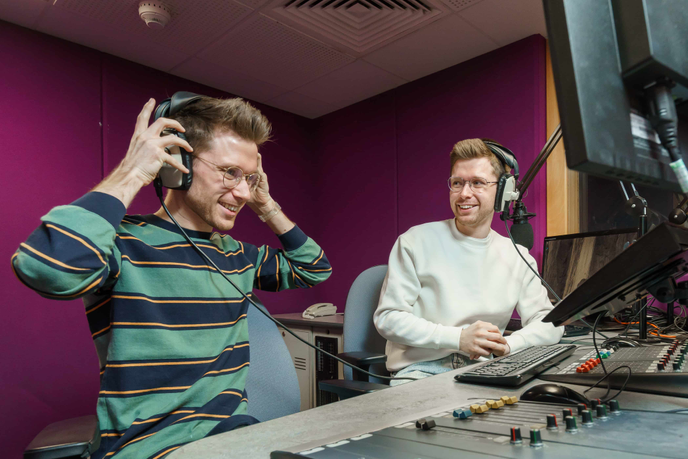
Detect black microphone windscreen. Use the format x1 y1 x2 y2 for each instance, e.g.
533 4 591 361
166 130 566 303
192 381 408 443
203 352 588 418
510 221 534 250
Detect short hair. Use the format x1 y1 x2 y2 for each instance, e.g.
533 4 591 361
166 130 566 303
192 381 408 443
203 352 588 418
171 96 272 153
449 138 509 178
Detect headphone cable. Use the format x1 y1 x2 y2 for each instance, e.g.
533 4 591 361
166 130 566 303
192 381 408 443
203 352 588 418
154 180 417 382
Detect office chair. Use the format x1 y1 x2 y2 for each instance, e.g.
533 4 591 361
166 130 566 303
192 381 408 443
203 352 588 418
24 294 300 458
318 265 391 400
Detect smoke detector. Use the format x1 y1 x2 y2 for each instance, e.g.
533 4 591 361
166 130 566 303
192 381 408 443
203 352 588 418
138 1 172 29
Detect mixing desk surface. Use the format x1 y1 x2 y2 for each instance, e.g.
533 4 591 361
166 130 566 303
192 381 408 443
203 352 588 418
290 397 687 458
540 340 688 397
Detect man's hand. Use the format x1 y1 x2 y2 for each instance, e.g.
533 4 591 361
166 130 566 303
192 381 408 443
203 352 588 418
93 99 193 207
459 320 509 360
247 153 274 214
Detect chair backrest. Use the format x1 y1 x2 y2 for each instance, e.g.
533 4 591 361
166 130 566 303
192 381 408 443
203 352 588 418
342 265 389 383
245 295 300 422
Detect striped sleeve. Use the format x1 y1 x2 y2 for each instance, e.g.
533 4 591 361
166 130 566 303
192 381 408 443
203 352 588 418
253 226 331 292
11 192 124 299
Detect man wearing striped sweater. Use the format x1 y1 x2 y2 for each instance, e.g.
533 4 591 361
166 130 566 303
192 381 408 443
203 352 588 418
12 96 331 458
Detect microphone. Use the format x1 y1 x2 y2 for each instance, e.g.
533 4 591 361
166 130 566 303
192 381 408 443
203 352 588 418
507 201 535 250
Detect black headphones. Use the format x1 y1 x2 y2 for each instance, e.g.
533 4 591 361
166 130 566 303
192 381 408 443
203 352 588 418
481 139 520 213
154 91 204 190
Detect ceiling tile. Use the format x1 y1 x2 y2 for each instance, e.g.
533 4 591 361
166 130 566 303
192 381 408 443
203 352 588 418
362 14 497 81
293 60 406 106
35 5 189 71
458 0 547 45
0 0 48 29
50 0 254 56
171 57 288 104
198 14 355 90
265 91 338 119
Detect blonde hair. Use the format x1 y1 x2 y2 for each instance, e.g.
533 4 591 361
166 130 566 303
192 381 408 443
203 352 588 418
172 97 272 152
449 138 509 178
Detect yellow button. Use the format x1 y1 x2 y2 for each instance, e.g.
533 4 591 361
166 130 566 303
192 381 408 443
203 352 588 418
508 396 518 405
496 400 505 408
500 396 511 404
470 404 481 413
477 404 489 414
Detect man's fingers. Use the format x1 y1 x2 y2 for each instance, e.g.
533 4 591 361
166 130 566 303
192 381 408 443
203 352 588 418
478 331 506 343
156 135 193 153
135 99 156 138
151 117 186 136
162 152 190 174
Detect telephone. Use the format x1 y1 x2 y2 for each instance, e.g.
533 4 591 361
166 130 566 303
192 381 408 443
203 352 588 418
302 303 337 319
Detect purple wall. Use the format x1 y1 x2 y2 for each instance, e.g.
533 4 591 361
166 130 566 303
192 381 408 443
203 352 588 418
0 21 320 458
314 35 547 309
1 18 546 458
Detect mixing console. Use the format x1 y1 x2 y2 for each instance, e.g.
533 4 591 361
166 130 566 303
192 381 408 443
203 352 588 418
291 396 686 458
540 340 688 397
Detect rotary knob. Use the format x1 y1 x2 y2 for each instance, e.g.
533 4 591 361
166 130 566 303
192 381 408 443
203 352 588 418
581 410 593 425
529 428 543 447
546 414 558 430
510 427 522 444
596 404 608 419
565 416 578 432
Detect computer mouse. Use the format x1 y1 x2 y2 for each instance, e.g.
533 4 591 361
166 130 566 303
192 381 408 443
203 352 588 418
604 337 639 348
520 383 590 406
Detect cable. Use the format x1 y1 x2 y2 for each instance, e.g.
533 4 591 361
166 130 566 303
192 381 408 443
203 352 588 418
154 182 417 382
503 219 609 339
587 312 632 402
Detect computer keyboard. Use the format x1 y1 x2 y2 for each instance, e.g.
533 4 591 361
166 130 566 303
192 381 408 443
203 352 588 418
454 344 577 387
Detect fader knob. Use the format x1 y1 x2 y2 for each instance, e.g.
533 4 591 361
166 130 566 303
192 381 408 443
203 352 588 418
546 414 558 430
529 428 543 447
415 418 436 430
581 410 593 425
596 404 608 419
510 427 522 444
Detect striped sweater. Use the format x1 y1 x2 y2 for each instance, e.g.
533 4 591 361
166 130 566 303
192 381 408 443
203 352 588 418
12 192 332 459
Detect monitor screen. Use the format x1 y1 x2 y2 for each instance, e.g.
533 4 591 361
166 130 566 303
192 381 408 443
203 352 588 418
544 0 688 191
542 228 638 302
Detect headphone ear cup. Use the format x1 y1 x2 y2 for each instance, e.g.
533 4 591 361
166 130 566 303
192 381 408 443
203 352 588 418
158 131 193 190
494 174 512 212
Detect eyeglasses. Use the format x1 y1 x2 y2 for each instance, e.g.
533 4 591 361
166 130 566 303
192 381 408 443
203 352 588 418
447 176 498 193
193 155 261 191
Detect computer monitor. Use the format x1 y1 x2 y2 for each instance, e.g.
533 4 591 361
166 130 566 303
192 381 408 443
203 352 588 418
542 228 638 302
544 0 688 191
544 222 688 326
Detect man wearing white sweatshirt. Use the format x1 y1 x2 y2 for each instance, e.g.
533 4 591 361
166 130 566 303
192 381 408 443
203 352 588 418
374 138 563 385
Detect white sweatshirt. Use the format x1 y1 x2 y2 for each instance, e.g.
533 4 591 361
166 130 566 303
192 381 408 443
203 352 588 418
374 219 564 372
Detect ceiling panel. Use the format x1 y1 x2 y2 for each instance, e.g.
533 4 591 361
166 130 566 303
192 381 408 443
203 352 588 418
171 57 288 104
35 5 189 71
198 14 356 90
293 60 406 106
52 0 254 57
0 0 47 29
265 91 338 119
362 13 497 81
458 0 547 46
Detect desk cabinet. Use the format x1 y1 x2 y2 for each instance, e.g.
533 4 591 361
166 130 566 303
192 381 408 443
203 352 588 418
274 313 343 411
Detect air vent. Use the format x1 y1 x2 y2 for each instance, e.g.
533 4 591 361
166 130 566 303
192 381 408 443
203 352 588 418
265 0 450 54
294 356 308 371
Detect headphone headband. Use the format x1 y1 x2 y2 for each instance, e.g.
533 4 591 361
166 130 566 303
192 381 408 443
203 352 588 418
481 139 519 179
154 91 203 121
